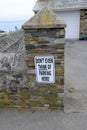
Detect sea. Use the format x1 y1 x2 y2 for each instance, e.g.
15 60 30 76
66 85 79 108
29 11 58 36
0 20 26 32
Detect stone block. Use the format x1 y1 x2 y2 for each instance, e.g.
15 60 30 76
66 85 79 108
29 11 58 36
26 59 34 67
55 77 64 85
27 74 36 82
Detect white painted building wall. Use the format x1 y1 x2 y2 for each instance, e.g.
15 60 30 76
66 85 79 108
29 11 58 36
55 10 80 39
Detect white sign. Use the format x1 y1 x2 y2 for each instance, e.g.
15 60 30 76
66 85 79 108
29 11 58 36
34 56 55 83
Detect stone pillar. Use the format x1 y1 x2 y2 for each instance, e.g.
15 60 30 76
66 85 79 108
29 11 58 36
22 8 66 110
80 9 87 39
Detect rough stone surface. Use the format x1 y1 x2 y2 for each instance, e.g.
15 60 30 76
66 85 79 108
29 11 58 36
0 30 24 53
0 53 25 71
80 9 87 39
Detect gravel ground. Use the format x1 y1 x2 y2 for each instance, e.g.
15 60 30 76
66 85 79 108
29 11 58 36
65 40 87 112
0 109 87 130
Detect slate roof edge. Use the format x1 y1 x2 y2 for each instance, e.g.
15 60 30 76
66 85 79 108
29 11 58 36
33 6 87 12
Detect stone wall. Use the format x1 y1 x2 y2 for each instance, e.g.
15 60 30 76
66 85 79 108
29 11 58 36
22 8 66 110
0 30 27 109
24 29 65 110
80 9 87 39
0 8 66 110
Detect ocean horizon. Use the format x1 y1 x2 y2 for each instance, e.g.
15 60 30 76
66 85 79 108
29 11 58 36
0 20 26 32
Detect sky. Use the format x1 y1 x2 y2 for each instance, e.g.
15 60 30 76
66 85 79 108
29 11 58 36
0 0 37 21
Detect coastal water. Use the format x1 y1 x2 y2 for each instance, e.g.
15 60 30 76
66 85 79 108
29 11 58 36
0 20 25 32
